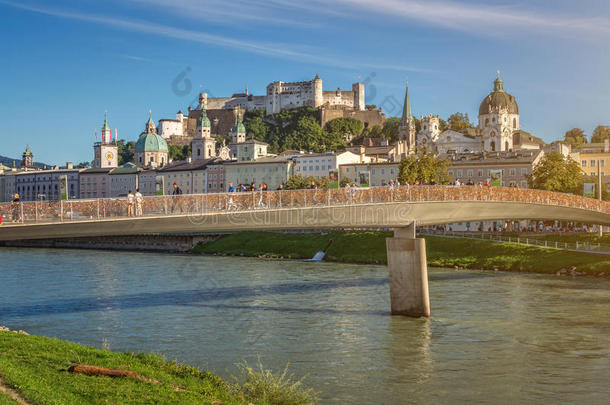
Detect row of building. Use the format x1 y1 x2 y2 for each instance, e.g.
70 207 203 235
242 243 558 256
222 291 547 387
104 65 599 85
3 72 609 202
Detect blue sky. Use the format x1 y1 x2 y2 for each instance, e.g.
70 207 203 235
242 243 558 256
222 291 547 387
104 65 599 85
1 0 609 164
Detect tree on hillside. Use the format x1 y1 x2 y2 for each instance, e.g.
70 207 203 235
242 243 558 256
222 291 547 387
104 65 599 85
591 125 610 144
398 152 450 185
564 128 587 148
75 161 91 169
325 118 364 141
243 109 268 142
527 152 584 194
447 112 474 131
168 144 189 161
117 139 135 165
363 124 384 139
438 117 448 132
381 117 400 142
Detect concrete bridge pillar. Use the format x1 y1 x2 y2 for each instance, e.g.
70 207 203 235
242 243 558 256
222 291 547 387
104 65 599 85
386 222 430 317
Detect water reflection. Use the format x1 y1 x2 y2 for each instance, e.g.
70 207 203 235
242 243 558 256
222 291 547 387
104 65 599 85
0 248 608 404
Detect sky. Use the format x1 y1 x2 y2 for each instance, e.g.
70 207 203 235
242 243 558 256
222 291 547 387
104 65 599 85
1 0 609 165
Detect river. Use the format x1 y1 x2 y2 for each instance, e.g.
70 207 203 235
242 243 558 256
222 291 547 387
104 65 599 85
1 248 608 404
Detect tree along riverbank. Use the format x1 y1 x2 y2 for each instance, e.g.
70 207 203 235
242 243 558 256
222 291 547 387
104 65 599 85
0 328 318 405
192 231 610 276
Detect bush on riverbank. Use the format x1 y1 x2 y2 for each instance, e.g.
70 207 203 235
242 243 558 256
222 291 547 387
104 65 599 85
192 231 610 275
0 330 317 405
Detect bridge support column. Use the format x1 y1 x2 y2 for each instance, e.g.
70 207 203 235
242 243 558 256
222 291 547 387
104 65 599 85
386 223 430 317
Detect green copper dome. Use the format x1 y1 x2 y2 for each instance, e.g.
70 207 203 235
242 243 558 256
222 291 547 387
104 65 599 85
231 112 246 133
135 132 168 152
479 73 518 116
135 113 168 152
197 108 211 128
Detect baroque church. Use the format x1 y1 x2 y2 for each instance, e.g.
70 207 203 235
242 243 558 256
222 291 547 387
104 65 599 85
413 72 536 155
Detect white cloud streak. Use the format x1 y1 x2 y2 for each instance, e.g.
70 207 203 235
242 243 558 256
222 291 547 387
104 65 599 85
0 0 428 72
130 0 610 37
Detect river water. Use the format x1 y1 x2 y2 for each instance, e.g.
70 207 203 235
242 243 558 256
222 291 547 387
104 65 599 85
0 248 608 404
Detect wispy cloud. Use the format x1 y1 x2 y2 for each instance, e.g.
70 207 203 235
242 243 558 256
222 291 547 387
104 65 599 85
0 0 428 73
132 0 610 38
330 0 610 37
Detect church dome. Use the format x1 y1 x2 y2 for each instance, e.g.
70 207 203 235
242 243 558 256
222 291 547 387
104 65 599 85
135 112 168 152
135 132 168 152
478 74 518 116
231 112 246 133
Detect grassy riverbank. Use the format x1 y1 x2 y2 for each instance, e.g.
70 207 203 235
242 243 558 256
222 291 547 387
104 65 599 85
192 231 610 275
0 330 317 405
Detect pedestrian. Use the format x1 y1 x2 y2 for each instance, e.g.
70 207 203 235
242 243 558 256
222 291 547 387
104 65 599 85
11 193 20 223
228 182 235 192
134 188 143 216
454 178 461 186
309 181 317 189
171 183 182 213
484 180 490 187
277 184 284 191
263 183 268 191
127 190 135 217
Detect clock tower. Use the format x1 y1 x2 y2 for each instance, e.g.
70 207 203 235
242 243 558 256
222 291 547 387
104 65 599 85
93 112 119 168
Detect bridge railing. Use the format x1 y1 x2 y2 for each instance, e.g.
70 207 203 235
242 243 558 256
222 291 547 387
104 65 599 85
0 185 608 225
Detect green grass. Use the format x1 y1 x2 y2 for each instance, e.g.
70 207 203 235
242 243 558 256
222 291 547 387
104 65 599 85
193 231 610 275
0 391 20 405
0 332 317 405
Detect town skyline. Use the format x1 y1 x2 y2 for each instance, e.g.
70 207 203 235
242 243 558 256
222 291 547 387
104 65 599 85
1 0 610 164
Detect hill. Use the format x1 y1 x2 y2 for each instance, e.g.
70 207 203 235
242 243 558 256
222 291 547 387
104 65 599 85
0 155 48 169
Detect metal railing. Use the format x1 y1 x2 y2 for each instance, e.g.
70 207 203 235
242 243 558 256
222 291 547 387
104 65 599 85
0 185 608 226
420 230 610 255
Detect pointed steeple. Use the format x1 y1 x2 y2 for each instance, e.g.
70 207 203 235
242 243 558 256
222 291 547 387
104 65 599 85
102 110 110 131
402 79 412 121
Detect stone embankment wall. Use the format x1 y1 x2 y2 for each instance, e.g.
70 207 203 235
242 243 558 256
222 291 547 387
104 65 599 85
0 234 221 252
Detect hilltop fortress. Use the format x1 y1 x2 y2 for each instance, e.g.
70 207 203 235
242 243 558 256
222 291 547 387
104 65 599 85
158 75 385 144
206 74 365 114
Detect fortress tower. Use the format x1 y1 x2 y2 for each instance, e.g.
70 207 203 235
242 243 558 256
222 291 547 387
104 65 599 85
93 112 118 169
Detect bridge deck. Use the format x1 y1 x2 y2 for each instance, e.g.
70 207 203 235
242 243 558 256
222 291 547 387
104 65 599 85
0 186 608 241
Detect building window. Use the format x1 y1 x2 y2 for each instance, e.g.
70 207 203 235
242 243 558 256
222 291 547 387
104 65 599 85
521 168 527 175
601 160 605 167
591 160 596 167
509 169 516 176
582 160 587 167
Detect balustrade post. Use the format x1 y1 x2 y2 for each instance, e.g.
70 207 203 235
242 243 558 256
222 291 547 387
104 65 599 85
20 202 24 224
97 199 100 220
327 188 331 206
60 200 63 222
35 201 38 222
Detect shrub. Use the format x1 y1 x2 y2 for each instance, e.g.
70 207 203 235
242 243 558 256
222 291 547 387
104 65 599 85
231 358 319 405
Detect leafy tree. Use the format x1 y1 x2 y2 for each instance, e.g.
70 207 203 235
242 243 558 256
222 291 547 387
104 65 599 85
591 125 610 144
285 175 329 190
365 105 377 110
116 139 135 165
564 128 587 148
325 118 364 141
364 124 384 139
398 152 450 185
339 177 351 187
527 152 584 194
75 161 91 169
168 144 186 161
380 117 400 143
438 117 448 132
243 109 268 142
447 112 473 131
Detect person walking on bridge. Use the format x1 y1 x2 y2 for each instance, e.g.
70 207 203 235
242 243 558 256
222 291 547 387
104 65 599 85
11 193 20 223
171 183 183 213
126 190 135 217
134 188 143 217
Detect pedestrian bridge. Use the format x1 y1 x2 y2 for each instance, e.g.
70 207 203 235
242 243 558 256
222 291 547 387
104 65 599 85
1 186 608 240
2 186 608 318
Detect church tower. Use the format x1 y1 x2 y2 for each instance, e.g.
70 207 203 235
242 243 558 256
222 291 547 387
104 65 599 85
397 80 416 157
191 106 216 160
93 112 118 168
478 71 519 152
229 108 246 144
21 145 33 168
